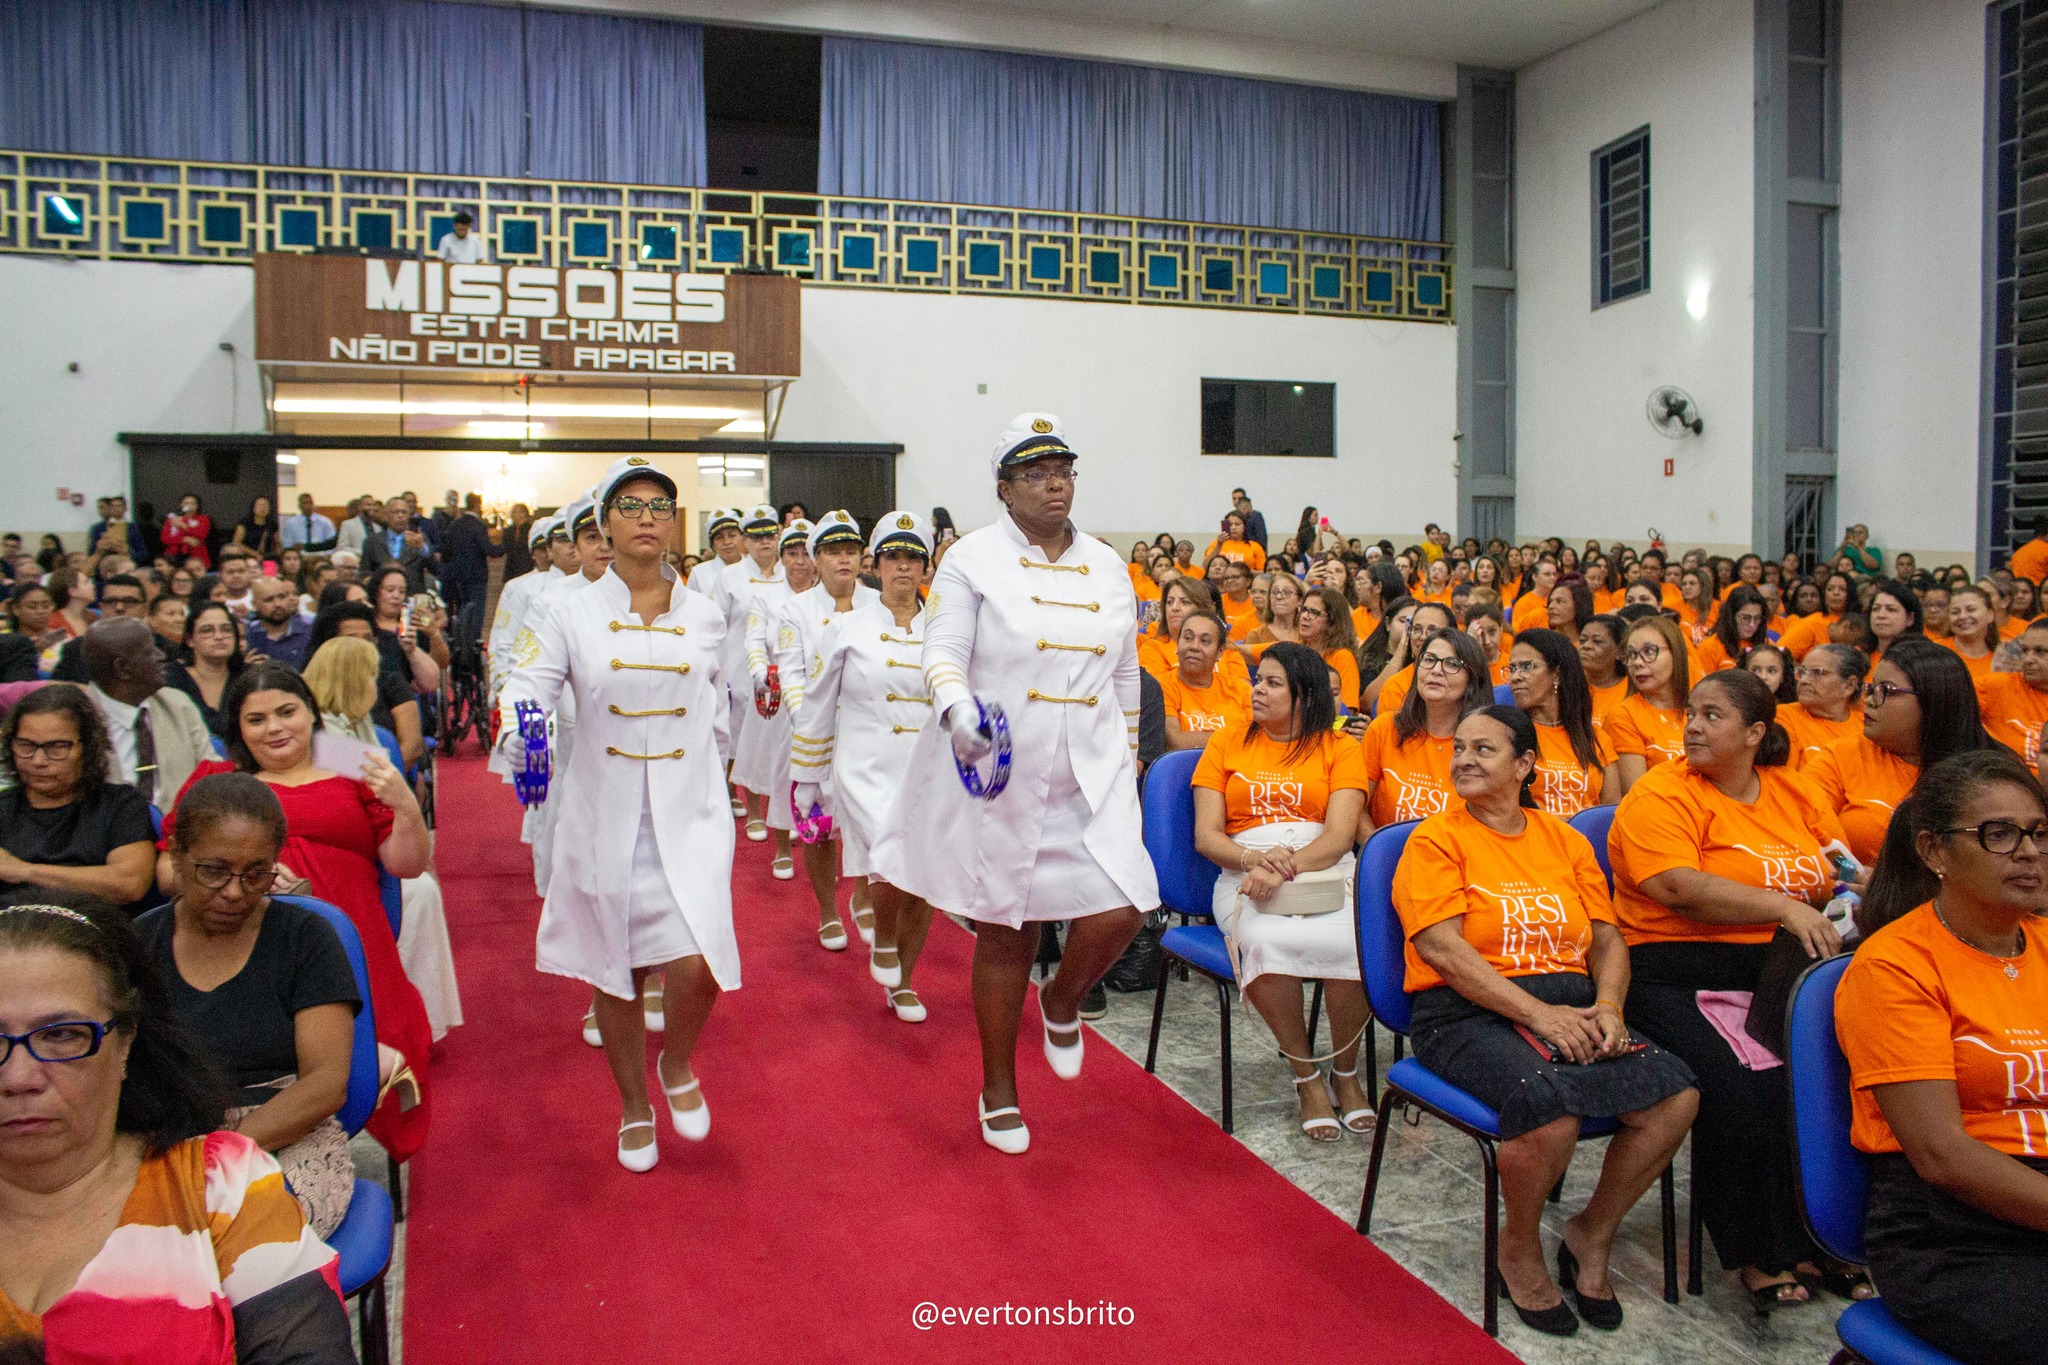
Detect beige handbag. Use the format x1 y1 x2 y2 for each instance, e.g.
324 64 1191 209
1231 825 1354 917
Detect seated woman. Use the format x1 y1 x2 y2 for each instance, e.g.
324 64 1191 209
1604 616 1692 795
0 686 155 914
165 601 244 740
1507 627 1617 815
138 773 360 1237
1360 629 1492 836
1192 643 1374 1140
1837 749 2048 1365
0 888 349 1361
1577 614 1631 725
1241 570 1305 658
1395 706 1698 1334
1610 668 1854 1311
365 565 443 694
1938 583 1998 682
1865 579 1926 659
162 663 433 1161
1296 585 1362 711
1695 585 1773 674
1161 610 1251 750
307 603 423 768
8 580 65 677
1369 601 1457 718
1777 642 1866 770
1465 603 1510 687
1804 638 1991 866
302 635 388 744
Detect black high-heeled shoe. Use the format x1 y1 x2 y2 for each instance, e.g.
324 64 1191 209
1494 1268 1579 1336
1556 1241 1623 1330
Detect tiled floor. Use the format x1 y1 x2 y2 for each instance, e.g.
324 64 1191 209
1093 969 1852 1364
346 1133 406 1364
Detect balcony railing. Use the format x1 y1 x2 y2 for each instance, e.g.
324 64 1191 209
1 148 1452 324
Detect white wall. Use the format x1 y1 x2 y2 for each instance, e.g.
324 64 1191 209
0 255 263 535
1514 0 1757 550
1837 0 1983 568
779 286 1457 547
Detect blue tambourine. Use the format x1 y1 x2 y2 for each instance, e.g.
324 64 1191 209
512 700 551 807
953 698 1011 801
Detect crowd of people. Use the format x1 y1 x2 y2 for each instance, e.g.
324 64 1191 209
7 453 2048 1363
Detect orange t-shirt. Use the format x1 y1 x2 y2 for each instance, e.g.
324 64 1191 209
1205 538 1267 573
1777 702 1861 771
1677 603 1716 645
1377 663 1413 717
1588 677 1628 726
1220 594 1261 642
1801 734 1918 866
1593 588 1627 615
1609 760 1846 946
1977 672 2048 765
1510 594 1548 635
1602 694 1686 769
2000 616 2029 643
1530 721 1615 816
2010 538 2048 585
1392 806 1615 993
1937 637 1997 683
1359 711 1458 826
1837 903 2048 1157
1191 726 1367 837
1776 613 1838 661
1160 666 1253 736
1351 606 1380 641
1693 636 1742 673
1324 648 1360 710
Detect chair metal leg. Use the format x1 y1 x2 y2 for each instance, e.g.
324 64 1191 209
1216 981 1234 1134
1393 1032 1406 1062
388 1151 405 1223
357 1274 390 1365
1362 1018 1379 1106
1660 1161 1679 1304
1479 1136 1501 1337
1355 1086 1400 1234
1307 979 1324 1050
1143 954 1171 1072
1687 1138 1704 1295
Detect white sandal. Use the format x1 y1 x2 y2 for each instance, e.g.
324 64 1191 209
771 853 795 880
978 1098 1029 1155
656 1052 710 1141
642 982 665 1033
886 986 927 1023
745 818 768 842
852 904 876 947
580 1009 602 1048
1293 1070 1341 1142
818 918 848 951
1328 1066 1375 1133
617 1117 658 1172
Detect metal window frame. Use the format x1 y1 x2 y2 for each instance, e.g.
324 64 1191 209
1591 126 1652 309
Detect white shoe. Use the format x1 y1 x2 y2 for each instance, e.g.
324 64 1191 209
818 918 848 952
643 1006 665 1033
887 986 927 1023
979 1098 1030 1155
581 1011 602 1047
617 1118 658 1172
1042 1009 1085 1081
853 909 875 948
745 819 768 842
869 947 901 988
730 796 747 817
771 854 795 880
657 1053 710 1141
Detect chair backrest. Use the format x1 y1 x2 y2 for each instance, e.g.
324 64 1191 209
209 735 228 759
1353 819 1421 1034
1142 748 1220 918
370 726 408 938
271 894 380 1136
148 803 164 840
1492 683 1514 706
1569 803 1618 888
1786 953 1865 1265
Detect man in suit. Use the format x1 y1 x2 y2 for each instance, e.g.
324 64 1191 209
79 617 214 807
439 491 495 647
88 495 150 564
281 491 338 552
335 493 383 557
361 495 440 593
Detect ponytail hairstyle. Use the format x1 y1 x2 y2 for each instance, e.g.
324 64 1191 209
1692 667 1791 766
1859 748 2048 938
1514 627 1602 774
1470 703 1541 809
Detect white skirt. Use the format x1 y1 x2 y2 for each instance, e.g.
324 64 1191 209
616 795 701 992
1211 821 1360 989
975 747 1127 927
730 701 794 831
397 872 464 1041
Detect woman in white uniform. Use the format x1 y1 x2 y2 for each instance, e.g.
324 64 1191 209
499 456 735 1171
872 414 1160 1154
687 508 746 802
731 520 813 880
776 511 879 945
712 505 787 839
793 513 937 1020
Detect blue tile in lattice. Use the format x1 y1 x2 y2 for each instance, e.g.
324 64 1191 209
1146 253 1178 289
904 238 940 274
967 241 1002 277
839 233 876 270
708 226 746 264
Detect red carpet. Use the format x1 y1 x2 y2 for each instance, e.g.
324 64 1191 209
404 757 1516 1363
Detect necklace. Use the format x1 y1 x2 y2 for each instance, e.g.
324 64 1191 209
1933 898 2025 980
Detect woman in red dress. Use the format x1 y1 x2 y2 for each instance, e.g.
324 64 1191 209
160 493 213 569
162 663 433 1157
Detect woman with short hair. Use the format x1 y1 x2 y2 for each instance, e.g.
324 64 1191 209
1778 642 1867 769
301 635 384 744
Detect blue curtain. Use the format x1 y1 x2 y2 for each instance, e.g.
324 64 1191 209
0 0 251 161
818 37 1441 240
525 9 706 186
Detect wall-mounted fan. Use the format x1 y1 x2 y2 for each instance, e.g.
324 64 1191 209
1646 386 1704 438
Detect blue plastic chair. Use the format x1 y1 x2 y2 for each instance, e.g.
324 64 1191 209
370 727 408 940
1352 821 1679 1336
1139 749 1338 1132
1568 803 1616 886
1787 956 1966 1365
1492 682 1514 705
272 896 395 1365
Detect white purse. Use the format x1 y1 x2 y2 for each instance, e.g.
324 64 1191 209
1232 827 1354 917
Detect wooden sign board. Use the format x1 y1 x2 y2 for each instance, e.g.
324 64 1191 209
253 253 800 379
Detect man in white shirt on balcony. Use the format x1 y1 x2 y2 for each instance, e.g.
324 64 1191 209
436 210 485 264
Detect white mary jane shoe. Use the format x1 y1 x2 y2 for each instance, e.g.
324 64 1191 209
869 947 902 988
745 819 768 842
730 795 747 817
853 909 875 948
1042 1011 1085 1081
657 1053 710 1142
818 919 848 952
886 986 927 1023
581 1011 602 1048
979 1099 1030 1155
771 854 795 880
617 1118 658 1172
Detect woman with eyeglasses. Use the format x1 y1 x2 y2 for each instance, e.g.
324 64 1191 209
1777 643 1867 769
1507 628 1617 816
1805 639 1994 867
1833 750 2048 1364
1359 630 1492 837
1940 584 1998 683
1297 585 1362 712
0 687 156 914
138 773 360 1238
1241 569 1305 659
1696 585 1773 674
165 601 245 741
1604 617 1692 796
1371 600 1458 719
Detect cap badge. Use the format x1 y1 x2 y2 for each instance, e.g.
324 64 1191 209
626 457 649 466
1031 418 1053 434
896 514 915 530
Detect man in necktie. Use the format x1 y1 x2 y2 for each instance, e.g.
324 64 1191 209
79 618 214 805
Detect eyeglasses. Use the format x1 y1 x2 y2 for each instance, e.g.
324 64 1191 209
1862 681 1917 708
1008 463 1078 486
1504 660 1540 677
1623 645 1666 665
1 1019 116 1066
100 595 144 610
10 738 77 762
1417 653 1467 674
184 858 279 893
611 496 677 521
1939 821 2048 856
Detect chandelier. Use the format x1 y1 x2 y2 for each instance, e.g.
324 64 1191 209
479 461 538 524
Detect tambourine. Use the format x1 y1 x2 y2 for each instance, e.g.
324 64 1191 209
953 698 1012 801
790 786 834 844
512 700 551 807
755 663 782 717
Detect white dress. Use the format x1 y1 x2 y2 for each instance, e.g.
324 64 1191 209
871 515 1160 926
498 565 738 997
686 556 739 762
788 598 918 877
712 557 786 788
730 580 797 828
517 570 598 892
1209 821 1360 989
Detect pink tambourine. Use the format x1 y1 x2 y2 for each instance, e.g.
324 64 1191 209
790 786 833 844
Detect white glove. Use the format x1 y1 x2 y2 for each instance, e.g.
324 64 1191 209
944 699 993 765
793 782 823 814
499 728 527 769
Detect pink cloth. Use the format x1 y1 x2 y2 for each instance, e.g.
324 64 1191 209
1695 990 1783 1071
0 679 50 718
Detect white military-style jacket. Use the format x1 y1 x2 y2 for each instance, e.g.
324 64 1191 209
498 565 738 996
488 565 561 700
685 554 736 598
871 515 1160 923
775 581 881 720
789 599 928 839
